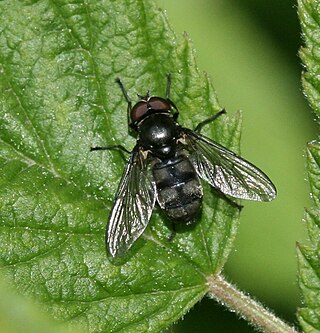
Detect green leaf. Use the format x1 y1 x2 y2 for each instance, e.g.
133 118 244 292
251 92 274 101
0 277 80 333
0 1 240 332
298 1 320 332
297 143 320 333
299 0 320 120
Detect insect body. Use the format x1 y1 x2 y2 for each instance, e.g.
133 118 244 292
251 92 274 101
91 75 277 257
152 155 202 222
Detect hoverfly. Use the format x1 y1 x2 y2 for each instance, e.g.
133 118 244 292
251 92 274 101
91 75 277 257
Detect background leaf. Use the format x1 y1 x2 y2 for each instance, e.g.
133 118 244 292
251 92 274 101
299 0 320 121
297 143 320 333
297 0 320 332
0 0 240 332
0 277 79 333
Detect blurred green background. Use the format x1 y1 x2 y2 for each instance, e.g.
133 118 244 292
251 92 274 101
156 0 317 332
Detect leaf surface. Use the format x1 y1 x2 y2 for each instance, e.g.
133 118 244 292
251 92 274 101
298 1 320 331
0 1 240 331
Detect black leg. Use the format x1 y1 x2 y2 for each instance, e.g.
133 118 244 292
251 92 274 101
90 145 131 154
168 223 177 242
166 73 171 100
115 78 132 129
165 73 180 120
212 188 243 210
194 109 226 133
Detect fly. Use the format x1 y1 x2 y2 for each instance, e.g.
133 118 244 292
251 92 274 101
91 75 277 257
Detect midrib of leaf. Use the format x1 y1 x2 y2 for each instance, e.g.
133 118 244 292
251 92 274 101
297 1 320 333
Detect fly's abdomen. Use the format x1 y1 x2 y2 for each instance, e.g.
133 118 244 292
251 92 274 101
152 155 203 223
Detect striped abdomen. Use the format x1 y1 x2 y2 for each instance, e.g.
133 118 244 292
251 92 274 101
152 154 203 223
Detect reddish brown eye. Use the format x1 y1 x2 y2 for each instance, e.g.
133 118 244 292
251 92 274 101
130 101 148 122
148 97 170 111
130 97 171 123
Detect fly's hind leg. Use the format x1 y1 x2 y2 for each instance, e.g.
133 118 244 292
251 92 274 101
168 223 177 242
211 187 243 211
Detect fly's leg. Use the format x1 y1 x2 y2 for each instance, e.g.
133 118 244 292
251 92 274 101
168 223 177 242
90 145 131 154
115 78 132 130
166 73 172 99
90 145 131 163
214 189 244 210
166 73 179 120
194 109 226 133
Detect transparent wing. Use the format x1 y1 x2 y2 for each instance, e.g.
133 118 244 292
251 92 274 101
184 129 277 201
106 145 156 257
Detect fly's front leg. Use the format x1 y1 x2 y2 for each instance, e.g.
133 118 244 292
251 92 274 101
115 78 133 131
166 73 179 120
166 73 172 100
194 109 226 133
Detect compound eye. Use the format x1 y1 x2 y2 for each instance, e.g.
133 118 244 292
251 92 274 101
148 97 171 111
130 101 148 122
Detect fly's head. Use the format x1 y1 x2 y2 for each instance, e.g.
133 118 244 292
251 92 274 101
130 95 180 158
130 95 176 128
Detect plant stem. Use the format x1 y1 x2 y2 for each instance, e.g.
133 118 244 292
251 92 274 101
207 274 300 333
